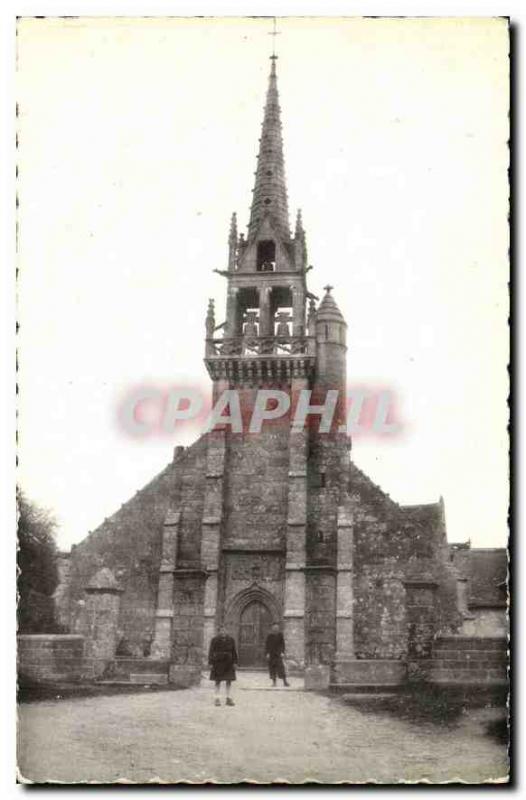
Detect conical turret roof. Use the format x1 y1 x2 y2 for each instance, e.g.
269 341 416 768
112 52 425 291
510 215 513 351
317 285 346 323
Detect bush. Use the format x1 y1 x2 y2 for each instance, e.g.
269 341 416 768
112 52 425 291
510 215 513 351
17 491 61 633
397 678 465 726
486 715 509 745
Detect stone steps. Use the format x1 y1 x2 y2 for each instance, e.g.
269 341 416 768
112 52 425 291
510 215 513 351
433 636 506 650
236 667 267 673
340 692 398 708
99 658 170 685
96 675 168 687
238 686 302 692
113 658 170 673
129 673 168 685
330 683 402 695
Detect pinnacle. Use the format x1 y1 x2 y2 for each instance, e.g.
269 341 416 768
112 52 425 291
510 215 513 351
295 208 304 236
229 212 237 241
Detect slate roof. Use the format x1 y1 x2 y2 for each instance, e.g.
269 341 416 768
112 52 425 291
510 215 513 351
450 546 508 608
316 288 345 323
348 461 398 512
400 502 443 527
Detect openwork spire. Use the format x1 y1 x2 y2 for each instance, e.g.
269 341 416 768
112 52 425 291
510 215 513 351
248 57 290 242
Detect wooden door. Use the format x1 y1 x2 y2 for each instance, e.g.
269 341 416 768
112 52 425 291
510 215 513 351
238 601 272 666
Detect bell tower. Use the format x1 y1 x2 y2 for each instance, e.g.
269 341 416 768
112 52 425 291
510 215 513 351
205 56 317 395
201 52 350 672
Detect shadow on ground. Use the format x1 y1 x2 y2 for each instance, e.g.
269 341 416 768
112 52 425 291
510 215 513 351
18 682 184 704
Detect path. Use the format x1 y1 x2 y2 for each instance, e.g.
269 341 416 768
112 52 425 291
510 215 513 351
18 671 508 784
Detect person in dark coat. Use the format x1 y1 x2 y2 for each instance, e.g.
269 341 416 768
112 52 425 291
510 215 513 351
208 624 238 706
265 622 290 687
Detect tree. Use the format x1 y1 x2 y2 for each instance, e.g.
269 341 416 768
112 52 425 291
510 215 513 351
17 491 61 633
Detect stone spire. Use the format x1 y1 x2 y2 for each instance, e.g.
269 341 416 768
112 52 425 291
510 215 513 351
247 57 290 243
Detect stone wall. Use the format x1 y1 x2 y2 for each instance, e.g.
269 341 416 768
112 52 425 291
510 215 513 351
222 552 284 613
223 425 290 551
18 635 84 686
460 609 508 637
175 442 208 568
57 408 463 674
53 553 71 629
349 464 461 660
304 432 349 665
353 565 407 659
210 417 293 658
429 635 508 685
78 568 123 678
332 658 406 687
405 579 437 659
170 571 207 686
61 440 207 651
306 436 346 566
305 568 336 664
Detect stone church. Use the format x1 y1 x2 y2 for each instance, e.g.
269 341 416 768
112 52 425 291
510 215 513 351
59 55 468 687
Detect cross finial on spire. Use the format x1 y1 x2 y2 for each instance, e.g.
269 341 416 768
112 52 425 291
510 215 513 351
324 284 334 294
268 17 280 59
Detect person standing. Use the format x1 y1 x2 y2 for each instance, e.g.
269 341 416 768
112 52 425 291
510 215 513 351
265 622 290 687
208 624 238 706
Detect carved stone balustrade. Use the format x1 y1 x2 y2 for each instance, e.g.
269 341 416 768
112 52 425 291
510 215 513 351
206 335 315 358
205 334 316 383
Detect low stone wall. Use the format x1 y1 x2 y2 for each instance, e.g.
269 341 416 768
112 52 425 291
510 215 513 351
460 610 508 638
101 657 170 684
429 635 508 685
18 635 84 686
332 659 406 687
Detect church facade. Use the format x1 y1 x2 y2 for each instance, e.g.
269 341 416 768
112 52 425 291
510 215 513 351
60 55 464 686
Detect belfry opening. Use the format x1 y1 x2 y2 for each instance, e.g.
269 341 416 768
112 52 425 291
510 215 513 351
257 240 276 271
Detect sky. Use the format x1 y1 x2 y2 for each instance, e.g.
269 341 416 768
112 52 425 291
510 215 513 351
16 16 509 550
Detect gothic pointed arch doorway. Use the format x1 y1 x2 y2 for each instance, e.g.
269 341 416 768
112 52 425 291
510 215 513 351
238 600 272 666
224 586 282 668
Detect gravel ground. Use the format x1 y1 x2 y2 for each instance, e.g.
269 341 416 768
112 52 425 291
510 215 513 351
17 671 509 784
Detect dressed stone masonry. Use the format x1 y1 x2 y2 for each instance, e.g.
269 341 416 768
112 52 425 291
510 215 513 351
56 53 506 690
79 567 123 678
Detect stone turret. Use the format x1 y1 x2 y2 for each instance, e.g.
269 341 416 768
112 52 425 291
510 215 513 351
315 285 348 405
